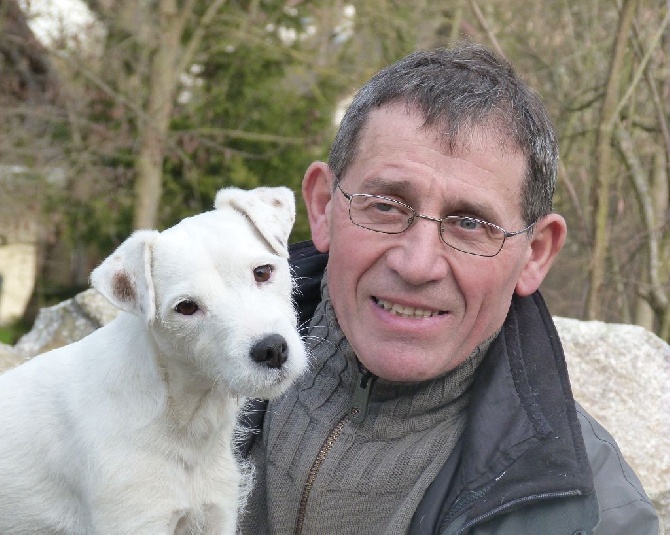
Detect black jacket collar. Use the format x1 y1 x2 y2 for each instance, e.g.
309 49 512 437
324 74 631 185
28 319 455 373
413 292 597 533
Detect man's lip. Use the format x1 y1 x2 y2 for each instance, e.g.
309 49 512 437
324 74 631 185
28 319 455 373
372 296 447 318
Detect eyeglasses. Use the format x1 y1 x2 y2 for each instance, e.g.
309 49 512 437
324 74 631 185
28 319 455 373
337 182 535 257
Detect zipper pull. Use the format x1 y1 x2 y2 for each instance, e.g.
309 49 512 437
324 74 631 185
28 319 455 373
350 368 376 424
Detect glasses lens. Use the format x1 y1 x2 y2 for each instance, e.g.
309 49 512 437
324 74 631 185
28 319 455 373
349 195 412 233
440 217 505 256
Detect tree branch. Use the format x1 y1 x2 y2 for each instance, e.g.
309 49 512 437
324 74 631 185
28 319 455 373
612 7 670 121
614 124 668 312
468 0 504 57
176 0 228 78
587 0 639 320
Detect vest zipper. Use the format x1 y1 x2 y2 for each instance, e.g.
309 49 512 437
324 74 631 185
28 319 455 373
294 367 376 534
350 367 376 424
294 413 349 535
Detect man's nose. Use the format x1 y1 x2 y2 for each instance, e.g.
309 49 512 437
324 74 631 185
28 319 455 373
385 216 451 285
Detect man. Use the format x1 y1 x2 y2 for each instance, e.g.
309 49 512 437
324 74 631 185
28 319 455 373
239 43 659 534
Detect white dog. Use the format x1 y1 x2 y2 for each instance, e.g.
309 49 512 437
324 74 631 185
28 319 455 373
0 187 307 534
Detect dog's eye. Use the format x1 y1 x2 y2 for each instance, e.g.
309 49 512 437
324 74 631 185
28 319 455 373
175 300 199 315
253 264 273 283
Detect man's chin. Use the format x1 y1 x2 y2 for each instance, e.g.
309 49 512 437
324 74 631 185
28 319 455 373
357 347 457 383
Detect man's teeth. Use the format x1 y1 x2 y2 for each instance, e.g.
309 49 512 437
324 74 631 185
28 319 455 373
375 298 441 318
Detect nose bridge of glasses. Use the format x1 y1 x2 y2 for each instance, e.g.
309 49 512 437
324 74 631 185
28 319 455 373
409 211 444 238
406 211 449 247
413 211 444 224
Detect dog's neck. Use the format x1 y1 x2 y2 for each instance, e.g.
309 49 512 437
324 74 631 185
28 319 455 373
153 351 240 439
109 313 239 443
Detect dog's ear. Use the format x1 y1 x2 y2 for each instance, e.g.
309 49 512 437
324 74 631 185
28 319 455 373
214 186 295 258
90 229 159 322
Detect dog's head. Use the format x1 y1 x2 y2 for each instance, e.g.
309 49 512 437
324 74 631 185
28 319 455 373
90 186 306 399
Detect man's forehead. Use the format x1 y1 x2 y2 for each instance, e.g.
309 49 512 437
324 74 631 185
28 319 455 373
360 103 525 160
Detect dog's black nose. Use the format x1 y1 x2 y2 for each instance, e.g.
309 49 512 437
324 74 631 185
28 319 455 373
250 334 289 369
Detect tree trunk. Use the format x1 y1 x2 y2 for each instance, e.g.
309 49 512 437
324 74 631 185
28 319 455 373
586 0 638 320
132 0 184 230
131 0 228 230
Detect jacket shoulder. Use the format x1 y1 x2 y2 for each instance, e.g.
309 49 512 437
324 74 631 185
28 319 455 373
575 403 659 534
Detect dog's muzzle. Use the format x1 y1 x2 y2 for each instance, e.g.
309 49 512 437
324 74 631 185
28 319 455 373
250 334 289 369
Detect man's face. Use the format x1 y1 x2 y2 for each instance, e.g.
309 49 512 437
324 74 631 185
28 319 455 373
312 105 536 382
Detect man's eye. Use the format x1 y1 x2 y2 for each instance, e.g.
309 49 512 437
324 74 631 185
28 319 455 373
458 217 482 230
254 264 273 283
175 300 199 315
371 201 399 213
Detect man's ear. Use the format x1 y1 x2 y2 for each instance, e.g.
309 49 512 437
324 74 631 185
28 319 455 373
302 161 334 252
515 214 567 296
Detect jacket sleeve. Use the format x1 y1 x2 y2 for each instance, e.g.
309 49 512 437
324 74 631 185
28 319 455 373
576 404 660 534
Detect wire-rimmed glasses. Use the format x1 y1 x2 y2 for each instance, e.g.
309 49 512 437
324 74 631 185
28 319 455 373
337 182 535 257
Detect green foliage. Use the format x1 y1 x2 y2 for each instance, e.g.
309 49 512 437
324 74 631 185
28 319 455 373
159 6 345 241
36 1 419 256
0 318 31 345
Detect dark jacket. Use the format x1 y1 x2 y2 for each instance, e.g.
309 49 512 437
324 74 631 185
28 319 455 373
242 241 659 534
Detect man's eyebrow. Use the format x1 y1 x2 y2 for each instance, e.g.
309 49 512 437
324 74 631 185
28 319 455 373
447 198 502 224
357 176 415 196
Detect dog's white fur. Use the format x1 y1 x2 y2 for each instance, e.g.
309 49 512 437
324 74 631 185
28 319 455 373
0 187 307 534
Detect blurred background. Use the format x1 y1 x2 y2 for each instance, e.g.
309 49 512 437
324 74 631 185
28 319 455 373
0 0 668 344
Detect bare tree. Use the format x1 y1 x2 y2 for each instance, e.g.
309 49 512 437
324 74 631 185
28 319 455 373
587 0 640 320
69 0 228 229
131 0 227 229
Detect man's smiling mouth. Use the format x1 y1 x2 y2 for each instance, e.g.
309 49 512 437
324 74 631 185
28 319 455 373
373 297 446 318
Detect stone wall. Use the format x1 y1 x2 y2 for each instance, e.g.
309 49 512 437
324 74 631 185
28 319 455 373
0 169 41 325
0 289 118 370
0 242 36 324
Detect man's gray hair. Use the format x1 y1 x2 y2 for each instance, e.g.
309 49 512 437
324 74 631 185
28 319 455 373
329 42 558 225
